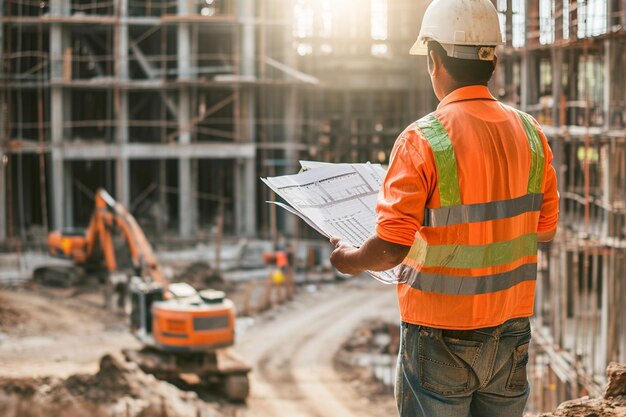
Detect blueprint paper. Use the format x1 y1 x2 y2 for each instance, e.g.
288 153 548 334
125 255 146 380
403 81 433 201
267 201 330 238
262 162 401 284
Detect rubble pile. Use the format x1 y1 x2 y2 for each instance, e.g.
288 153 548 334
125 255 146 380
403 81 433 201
174 262 233 292
0 354 220 417
334 319 400 417
532 363 626 417
339 319 399 356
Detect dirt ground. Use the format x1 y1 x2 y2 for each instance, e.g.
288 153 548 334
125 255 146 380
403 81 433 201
5 276 624 417
0 277 400 417
0 285 140 378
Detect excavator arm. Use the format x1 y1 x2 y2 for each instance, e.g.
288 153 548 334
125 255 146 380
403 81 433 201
48 189 168 289
45 189 250 401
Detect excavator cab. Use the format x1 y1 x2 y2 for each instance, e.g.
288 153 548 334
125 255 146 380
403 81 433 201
48 229 89 263
130 280 236 352
127 280 250 402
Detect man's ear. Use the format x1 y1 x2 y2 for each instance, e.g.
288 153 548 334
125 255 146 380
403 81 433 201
429 50 441 77
491 55 498 76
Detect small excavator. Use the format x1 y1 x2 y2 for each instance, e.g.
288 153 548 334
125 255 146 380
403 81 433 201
39 188 250 401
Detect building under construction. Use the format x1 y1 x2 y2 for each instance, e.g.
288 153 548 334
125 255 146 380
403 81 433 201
0 0 431 244
1 0 625 412
492 0 626 411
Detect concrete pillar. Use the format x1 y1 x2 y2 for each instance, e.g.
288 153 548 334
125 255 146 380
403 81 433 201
242 157 256 236
231 158 255 237
63 162 73 226
233 159 242 235
237 0 257 237
601 143 611 237
603 39 611 131
238 0 255 78
599 254 610 373
116 0 130 207
177 88 192 237
0 0 5 241
0 148 5 241
520 53 537 112
49 0 69 230
177 0 195 238
551 47 563 126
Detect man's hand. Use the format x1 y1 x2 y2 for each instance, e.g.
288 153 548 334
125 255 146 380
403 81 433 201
330 237 364 276
329 235 411 276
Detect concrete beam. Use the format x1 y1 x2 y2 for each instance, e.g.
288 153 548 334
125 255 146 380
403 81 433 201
57 143 255 160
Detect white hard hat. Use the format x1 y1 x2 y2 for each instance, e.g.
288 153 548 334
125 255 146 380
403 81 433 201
410 0 503 60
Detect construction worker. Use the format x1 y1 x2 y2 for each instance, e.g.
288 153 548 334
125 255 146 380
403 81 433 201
329 0 559 416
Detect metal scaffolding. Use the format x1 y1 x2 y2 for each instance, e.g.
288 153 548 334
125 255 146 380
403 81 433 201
494 0 626 412
0 0 432 245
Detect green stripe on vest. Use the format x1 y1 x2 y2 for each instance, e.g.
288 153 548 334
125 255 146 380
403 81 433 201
416 114 462 207
422 233 538 269
516 111 545 194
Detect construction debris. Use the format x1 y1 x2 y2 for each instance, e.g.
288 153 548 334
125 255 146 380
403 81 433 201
340 319 399 356
529 363 626 417
0 354 221 417
173 261 234 293
334 319 399 410
605 363 626 399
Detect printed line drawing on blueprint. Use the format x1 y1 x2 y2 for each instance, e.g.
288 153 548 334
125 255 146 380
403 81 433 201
262 162 399 284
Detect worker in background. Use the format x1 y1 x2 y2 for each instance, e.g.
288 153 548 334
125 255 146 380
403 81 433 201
329 0 559 416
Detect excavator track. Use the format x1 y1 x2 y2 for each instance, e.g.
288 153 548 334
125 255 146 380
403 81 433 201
123 347 251 401
32 266 82 288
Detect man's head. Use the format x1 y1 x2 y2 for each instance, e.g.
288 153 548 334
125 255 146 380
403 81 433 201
409 0 502 99
427 41 497 99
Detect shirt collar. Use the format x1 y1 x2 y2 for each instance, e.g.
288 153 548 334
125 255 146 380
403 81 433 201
437 85 497 110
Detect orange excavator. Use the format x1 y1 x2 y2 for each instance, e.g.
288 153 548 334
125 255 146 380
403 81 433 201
40 188 250 401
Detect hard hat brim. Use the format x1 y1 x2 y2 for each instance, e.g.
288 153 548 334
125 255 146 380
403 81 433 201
409 39 427 55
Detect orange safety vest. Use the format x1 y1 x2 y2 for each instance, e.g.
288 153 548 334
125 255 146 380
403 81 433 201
276 250 288 268
396 110 546 330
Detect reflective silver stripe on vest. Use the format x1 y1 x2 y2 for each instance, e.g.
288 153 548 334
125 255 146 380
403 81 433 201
426 193 544 227
403 262 538 295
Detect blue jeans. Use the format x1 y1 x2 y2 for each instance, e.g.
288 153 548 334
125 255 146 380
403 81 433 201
396 317 531 417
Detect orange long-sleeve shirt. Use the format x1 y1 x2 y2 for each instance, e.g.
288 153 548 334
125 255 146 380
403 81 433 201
376 86 559 247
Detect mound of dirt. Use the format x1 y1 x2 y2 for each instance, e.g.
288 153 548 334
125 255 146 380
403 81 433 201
0 354 221 417
0 302 27 332
531 363 626 417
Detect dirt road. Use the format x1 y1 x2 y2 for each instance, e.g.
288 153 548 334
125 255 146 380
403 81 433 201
0 279 398 416
235 279 399 417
